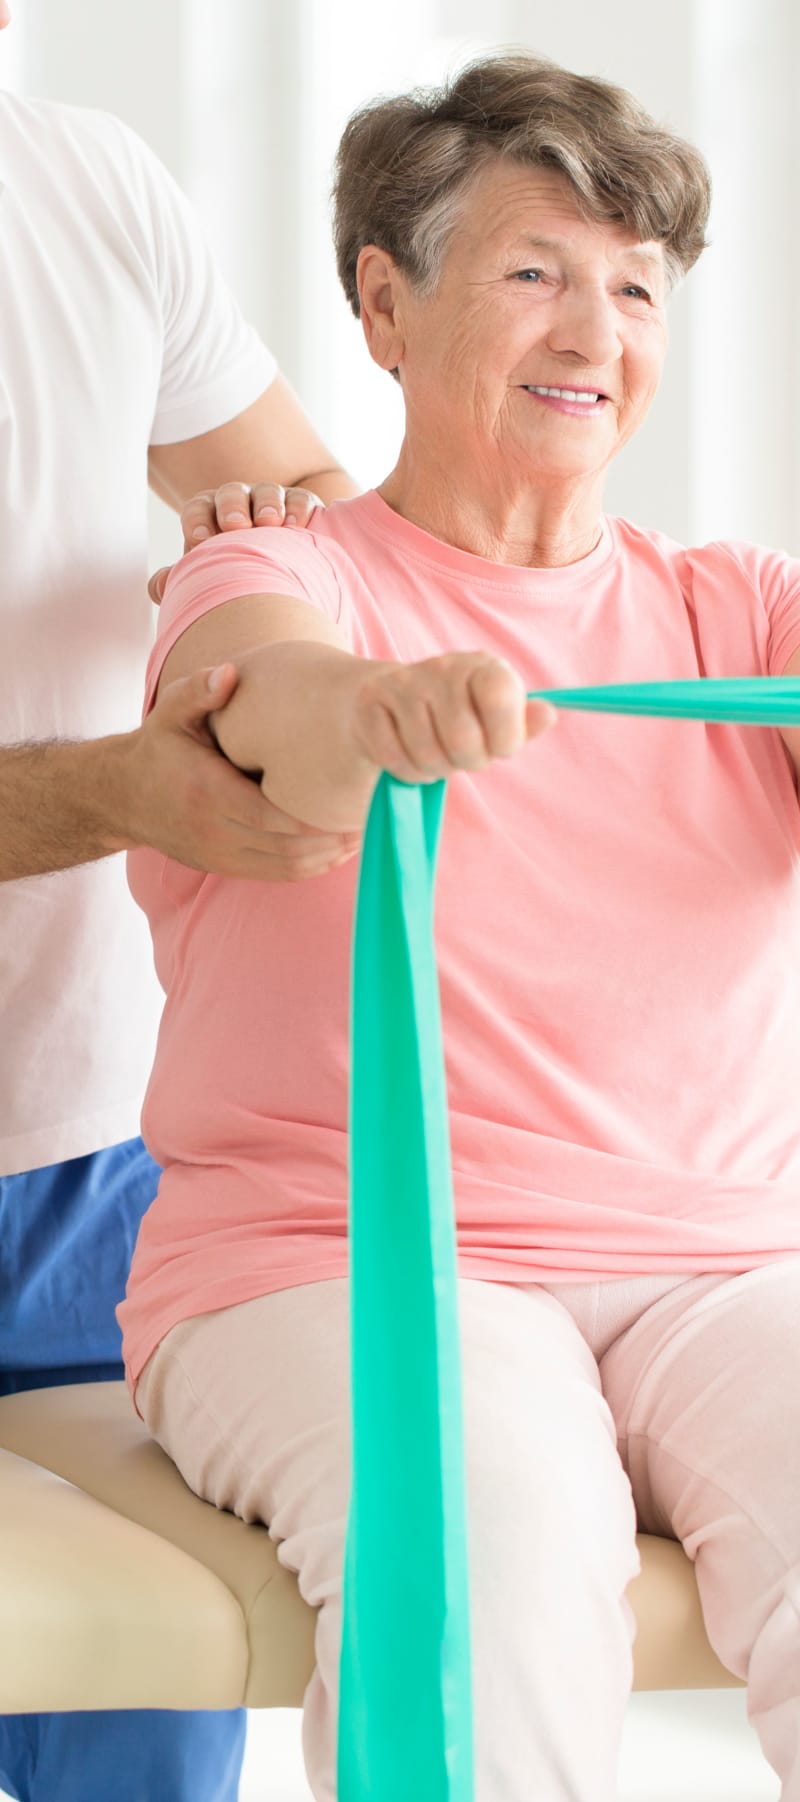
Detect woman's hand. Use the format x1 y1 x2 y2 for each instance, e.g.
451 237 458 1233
148 482 322 604
350 652 556 784
207 641 557 843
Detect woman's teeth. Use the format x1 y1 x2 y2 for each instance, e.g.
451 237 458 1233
526 386 601 404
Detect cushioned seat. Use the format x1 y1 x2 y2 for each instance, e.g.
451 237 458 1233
0 1380 741 1712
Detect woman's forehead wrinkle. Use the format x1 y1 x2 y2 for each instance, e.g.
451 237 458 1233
512 232 661 260
498 223 665 268
460 170 666 269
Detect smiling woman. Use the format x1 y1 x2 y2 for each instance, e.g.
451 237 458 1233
333 56 709 302
356 160 674 563
120 51 800 1802
331 54 709 567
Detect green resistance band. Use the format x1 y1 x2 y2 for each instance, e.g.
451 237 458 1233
337 676 800 1802
527 676 800 722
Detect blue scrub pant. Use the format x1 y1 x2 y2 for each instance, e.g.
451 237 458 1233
0 1140 246 1802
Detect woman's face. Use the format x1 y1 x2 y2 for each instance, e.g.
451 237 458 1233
387 161 670 488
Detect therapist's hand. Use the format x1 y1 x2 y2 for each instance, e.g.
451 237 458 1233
118 662 360 880
148 483 322 604
182 481 322 546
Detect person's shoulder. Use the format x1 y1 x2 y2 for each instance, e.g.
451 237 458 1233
0 91 168 223
611 516 800 617
165 498 372 621
610 515 796 585
694 539 800 622
607 513 690 568
300 493 393 591
0 89 72 135
675 533 800 608
300 493 367 542
690 536 800 588
303 492 393 560
166 519 344 608
0 90 135 159
201 497 366 569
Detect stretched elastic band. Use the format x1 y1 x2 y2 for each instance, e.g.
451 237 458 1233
528 676 800 722
337 676 798 1800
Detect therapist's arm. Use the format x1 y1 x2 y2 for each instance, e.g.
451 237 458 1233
0 662 360 881
1 385 359 881
158 592 556 836
148 375 359 515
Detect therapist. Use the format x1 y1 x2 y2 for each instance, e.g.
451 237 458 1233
0 3 356 1799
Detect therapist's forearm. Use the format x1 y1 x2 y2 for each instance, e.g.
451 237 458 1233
147 376 360 512
211 638 381 833
293 465 359 505
0 736 133 878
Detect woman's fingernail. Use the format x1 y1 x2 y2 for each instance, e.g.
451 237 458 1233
226 511 248 526
256 506 279 520
191 525 211 542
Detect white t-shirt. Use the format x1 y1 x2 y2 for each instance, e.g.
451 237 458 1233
0 93 277 1175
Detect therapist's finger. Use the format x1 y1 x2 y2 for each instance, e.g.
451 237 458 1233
181 490 220 548
211 482 255 532
180 484 250 549
252 484 324 528
281 486 322 528
148 566 172 606
250 482 287 524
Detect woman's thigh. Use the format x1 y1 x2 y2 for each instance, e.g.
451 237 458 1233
136 1275 638 1592
136 1276 640 1686
136 1279 356 1604
599 1261 800 1675
138 1277 641 1800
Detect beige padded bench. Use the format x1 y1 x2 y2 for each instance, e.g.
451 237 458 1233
0 1380 742 1713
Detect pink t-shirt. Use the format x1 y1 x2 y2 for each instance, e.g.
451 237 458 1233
119 492 800 1387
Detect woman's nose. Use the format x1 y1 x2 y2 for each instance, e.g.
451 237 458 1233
545 293 621 368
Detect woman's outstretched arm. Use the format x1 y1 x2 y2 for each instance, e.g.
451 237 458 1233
158 589 555 834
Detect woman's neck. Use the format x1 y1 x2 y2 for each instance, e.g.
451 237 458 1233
378 447 606 569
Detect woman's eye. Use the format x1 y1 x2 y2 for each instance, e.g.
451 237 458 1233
622 284 651 301
515 268 545 283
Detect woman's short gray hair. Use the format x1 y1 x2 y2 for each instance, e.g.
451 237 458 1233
333 53 711 312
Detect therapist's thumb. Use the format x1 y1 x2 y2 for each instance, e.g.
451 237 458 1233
157 663 240 731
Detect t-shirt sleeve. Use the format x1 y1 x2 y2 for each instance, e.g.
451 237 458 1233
144 529 344 712
764 562 800 673
104 117 277 444
722 542 800 674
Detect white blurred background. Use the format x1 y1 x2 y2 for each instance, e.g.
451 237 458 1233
1 1 796 1795
6 0 800 565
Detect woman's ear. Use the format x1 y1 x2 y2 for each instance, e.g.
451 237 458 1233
357 246 407 374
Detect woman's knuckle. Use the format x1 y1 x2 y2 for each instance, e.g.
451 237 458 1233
475 656 515 693
452 738 488 769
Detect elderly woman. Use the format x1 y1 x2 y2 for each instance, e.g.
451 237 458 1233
119 54 800 1802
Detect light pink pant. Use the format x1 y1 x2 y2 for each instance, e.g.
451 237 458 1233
136 1265 800 1801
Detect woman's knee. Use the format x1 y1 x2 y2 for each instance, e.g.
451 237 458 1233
458 1283 638 1599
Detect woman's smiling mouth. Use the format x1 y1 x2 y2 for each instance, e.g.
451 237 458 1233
522 384 609 415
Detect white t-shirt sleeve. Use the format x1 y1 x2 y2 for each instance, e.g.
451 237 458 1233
100 115 277 444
